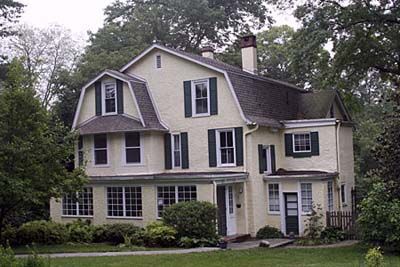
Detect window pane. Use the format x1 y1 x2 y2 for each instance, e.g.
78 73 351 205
78 188 93 216
107 187 124 217
157 186 176 217
268 184 280 212
294 133 311 152
177 186 197 202
220 132 226 147
105 99 116 113
301 183 312 212
174 151 181 166
125 187 142 217
78 136 83 149
62 193 77 216
227 131 233 147
95 150 107 165
227 148 234 163
328 181 334 211
125 132 140 147
94 134 107 148
126 148 140 163
173 135 180 150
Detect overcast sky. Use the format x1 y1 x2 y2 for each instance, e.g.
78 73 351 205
18 0 298 38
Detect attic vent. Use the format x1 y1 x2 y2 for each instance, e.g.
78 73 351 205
156 55 162 69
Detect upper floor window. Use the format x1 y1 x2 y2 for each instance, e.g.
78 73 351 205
192 79 210 116
217 129 235 166
103 80 117 114
341 184 346 205
62 187 93 217
125 132 141 164
172 134 181 168
293 133 311 153
156 55 162 69
78 136 84 166
262 145 272 174
94 134 107 165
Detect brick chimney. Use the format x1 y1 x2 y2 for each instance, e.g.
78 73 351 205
201 46 214 59
240 35 257 74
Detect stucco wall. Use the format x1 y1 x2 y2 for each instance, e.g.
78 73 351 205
339 125 355 210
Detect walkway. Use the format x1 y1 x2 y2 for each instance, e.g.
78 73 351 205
228 239 294 250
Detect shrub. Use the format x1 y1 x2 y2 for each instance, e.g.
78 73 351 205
320 227 345 243
143 222 177 247
162 201 218 240
66 219 95 243
22 251 50 267
365 247 384 267
0 245 19 267
256 225 284 239
93 224 143 245
303 203 324 240
1 225 17 246
17 220 68 245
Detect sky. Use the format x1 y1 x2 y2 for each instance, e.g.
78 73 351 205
18 0 299 39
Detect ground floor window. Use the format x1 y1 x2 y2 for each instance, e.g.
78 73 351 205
62 187 93 216
107 186 142 218
301 183 313 213
268 183 280 213
157 185 197 217
341 184 346 205
328 181 334 211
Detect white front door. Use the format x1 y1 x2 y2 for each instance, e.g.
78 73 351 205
225 185 237 235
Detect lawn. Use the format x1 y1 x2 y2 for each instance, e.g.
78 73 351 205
49 246 400 267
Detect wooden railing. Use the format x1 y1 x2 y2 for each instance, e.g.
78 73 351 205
326 211 358 240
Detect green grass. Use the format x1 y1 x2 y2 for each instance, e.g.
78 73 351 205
48 246 400 267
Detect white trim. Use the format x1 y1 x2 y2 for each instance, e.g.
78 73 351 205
216 128 236 167
191 79 211 117
171 133 182 169
292 132 312 153
267 182 281 215
93 133 109 167
102 79 118 115
282 118 336 129
119 44 251 125
122 132 144 166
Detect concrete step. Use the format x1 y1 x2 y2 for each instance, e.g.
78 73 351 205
223 234 251 243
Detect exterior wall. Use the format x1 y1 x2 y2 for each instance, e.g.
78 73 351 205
339 125 355 210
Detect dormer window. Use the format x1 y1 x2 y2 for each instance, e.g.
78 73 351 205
103 80 117 114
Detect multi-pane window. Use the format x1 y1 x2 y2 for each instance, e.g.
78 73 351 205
157 185 197 217
293 133 311 153
328 181 334 211
301 183 313 213
94 134 107 165
262 146 272 173
217 129 235 165
78 136 84 166
125 132 141 164
103 81 117 114
193 80 209 115
107 187 142 218
268 184 280 212
341 184 346 204
62 188 93 216
228 186 234 214
156 55 162 69
172 134 181 168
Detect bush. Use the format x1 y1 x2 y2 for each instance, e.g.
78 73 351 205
162 201 217 240
256 225 284 239
17 220 68 245
66 219 95 243
320 227 345 243
0 245 19 267
178 236 217 248
22 251 50 267
1 225 17 246
93 224 143 245
365 247 384 267
303 204 324 240
143 222 177 247
0 245 50 267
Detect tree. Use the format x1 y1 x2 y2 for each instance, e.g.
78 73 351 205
0 60 87 236
0 0 24 37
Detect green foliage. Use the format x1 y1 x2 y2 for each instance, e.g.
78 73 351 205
162 201 217 240
0 245 50 267
66 219 95 243
365 247 384 267
17 220 68 245
0 245 19 267
0 0 24 37
178 236 217 248
22 250 50 267
256 225 284 239
93 224 143 245
1 225 17 246
143 222 177 247
320 227 345 243
303 204 324 240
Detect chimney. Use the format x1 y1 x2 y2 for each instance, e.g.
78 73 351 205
201 46 214 59
240 35 257 74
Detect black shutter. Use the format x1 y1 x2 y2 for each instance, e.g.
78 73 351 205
208 129 217 167
311 132 320 156
184 81 192 117
209 77 218 115
235 127 243 166
117 79 124 114
95 81 102 116
258 144 265 174
164 133 172 169
270 145 276 173
284 133 293 157
181 132 189 169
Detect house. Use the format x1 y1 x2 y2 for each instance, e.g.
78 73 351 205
50 35 354 237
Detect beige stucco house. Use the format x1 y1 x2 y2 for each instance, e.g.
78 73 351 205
50 35 355 237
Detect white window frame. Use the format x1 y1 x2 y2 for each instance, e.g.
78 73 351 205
62 187 93 218
123 132 143 165
93 134 109 167
216 129 236 167
293 132 312 153
156 185 197 218
106 186 143 219
155 54 162 69
328 181 334 211
300 183 313 214
102 79 118 115
191 79 210 117
171 133 182 168
267 183 280 214
341 184 347 205
263 145 272 174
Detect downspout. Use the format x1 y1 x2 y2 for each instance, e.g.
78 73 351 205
336 120 342 211
244 123 259 172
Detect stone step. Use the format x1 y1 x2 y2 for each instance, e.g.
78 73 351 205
223 234 251 243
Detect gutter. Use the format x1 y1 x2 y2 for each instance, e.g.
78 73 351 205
244 122 259 172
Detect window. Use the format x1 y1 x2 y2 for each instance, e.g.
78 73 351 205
262 146 272 173
78 136 84 166
192 80 209 115
268 184 280 213
156 55 162 68
301 183 313 213
328 181 334 211
293 133 311 153
172 134 181 168
228 186 234 214
125 132 141 164
217 129 235 166
103 81 117 114
157 185 197 217
341 184 346 204
62 188 93 216
94 134 107 165
107 187 142 218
